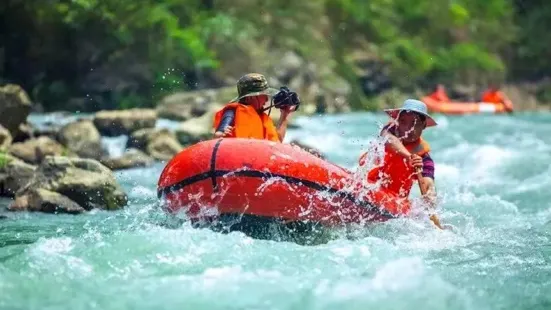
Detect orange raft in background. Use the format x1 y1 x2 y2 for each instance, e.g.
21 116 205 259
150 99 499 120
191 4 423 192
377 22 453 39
157 138 411 227
421 96 512 115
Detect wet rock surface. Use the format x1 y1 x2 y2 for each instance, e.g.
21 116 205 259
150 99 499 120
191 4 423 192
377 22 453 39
12 156 128 212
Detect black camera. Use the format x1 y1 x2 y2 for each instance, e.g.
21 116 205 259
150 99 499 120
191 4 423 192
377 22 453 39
272 86 300 111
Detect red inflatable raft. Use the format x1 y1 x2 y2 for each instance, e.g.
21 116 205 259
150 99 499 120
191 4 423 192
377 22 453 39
157 138 410 227
422 96 512 115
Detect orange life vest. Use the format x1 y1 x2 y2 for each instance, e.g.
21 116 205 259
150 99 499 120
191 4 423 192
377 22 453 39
359 136 431 199
428 89 450 102
213 102 280 142
481 90 505 105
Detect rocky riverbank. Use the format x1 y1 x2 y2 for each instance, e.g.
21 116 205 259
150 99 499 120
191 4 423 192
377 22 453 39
0 83 323 215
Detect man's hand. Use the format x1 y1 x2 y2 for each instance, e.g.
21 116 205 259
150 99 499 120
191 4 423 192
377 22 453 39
222 126 234 136
280 105 295 117
503 100 514 113
410 154 423 172
214 126 234 138
429 214 444 230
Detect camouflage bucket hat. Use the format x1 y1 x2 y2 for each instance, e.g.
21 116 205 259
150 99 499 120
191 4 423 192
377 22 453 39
231 73 279 102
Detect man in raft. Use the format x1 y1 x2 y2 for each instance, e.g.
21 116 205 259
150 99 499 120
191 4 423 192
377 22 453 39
213 73 296 142
426 84 450 103
359 99 446 229
480 84 514 113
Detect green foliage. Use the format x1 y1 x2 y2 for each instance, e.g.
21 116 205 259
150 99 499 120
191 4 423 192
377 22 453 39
0 0 548 111
512 0 551 78
1 0 222 110
329 0 515 87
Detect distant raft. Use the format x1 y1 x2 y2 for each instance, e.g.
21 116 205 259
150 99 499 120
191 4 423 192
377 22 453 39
421 96 512 115
157 138 412 227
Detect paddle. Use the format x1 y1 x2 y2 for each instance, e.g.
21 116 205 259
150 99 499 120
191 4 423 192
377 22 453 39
416 168 445 230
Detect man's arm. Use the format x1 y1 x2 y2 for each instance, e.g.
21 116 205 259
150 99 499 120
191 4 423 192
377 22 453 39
420 154 437 208
499 91 514 112
276 110 291 142
213 109 235 138
381 128 411 158
420 176 437 207
415 153 447 230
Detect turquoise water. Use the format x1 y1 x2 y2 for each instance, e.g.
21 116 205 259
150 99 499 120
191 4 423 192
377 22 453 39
1 112 551 309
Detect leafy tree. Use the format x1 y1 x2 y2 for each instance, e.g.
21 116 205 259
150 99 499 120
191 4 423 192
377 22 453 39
0 0 548 111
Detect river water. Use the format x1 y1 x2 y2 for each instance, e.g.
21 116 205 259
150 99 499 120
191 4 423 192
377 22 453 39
1 112 550 310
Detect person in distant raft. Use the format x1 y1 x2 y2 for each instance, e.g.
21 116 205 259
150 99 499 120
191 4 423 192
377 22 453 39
213 73 299 142
480 84 514 113
358 99 447 229
426 84 450 103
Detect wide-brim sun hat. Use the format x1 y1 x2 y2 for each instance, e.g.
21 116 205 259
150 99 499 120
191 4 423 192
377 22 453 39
384 99 437 127
230 73 279 102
